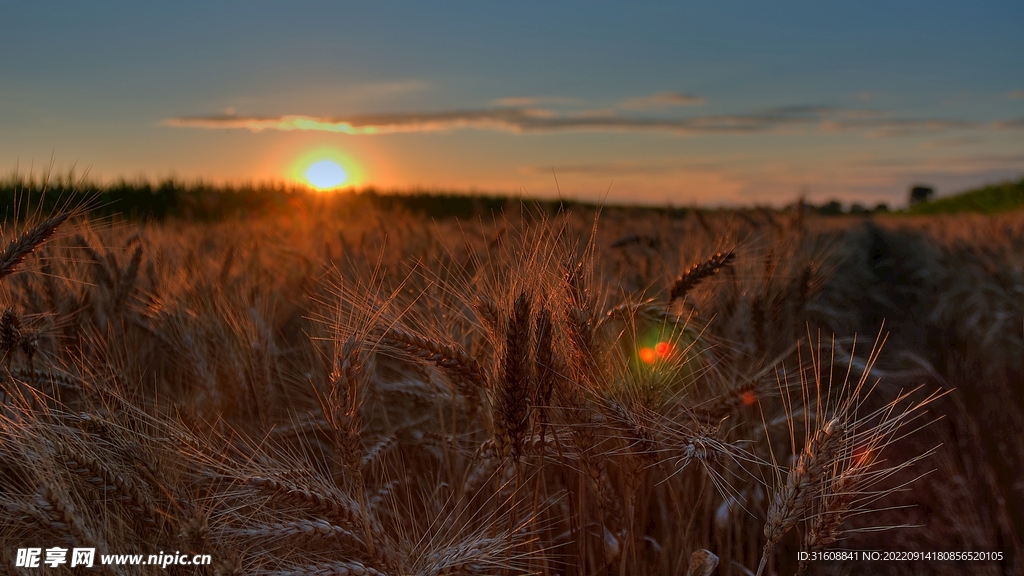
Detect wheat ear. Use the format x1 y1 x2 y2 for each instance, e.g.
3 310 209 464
493 291 532 463
273 560 385 576
50 438 160 526
246 475 378 536
757 416 844 576
669 250 735 303
221 518 361 543
0 212 70 281
379 326 485 390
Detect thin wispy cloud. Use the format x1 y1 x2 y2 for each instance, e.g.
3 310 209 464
491 97 540 107
993 117 1024 130
490 96 582 107
920 136 983 149
164 108 557 135
566 108 618 119
1007 90 1024 99
165 104 984 137
520 159 718 177
847 119 978 138
852 152 1024 172
346 80 429 100
374 79 428 92
618 91 706 109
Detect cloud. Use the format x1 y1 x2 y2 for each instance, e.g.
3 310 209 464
490 96 582 107
855 119 979 138
342 80 428 99
492 97 540 107
851 153 1024 173
164 106 818 135
164 105 984 138
920 136 983 149
993 117 1024 129
374 80 429 93
567 108 618 119
1007 90 1024 99
165 108 557 135
520 159 719 177
618 91 706 109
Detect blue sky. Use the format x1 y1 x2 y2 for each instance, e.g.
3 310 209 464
3 1 1022 206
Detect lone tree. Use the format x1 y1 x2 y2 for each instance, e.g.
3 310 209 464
909 184 934 206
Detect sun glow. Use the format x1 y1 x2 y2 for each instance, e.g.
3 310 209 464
286 148 363 191
306 160 347 189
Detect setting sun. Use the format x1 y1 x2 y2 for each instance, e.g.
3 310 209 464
306 160 348 189
287 147 363 190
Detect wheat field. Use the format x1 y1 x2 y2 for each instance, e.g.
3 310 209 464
1 195 1021 575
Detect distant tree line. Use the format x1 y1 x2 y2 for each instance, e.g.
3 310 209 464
10 175 1017 222
0 177 610 222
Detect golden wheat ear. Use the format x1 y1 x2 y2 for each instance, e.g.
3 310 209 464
669 250 735 303
0 211 72 282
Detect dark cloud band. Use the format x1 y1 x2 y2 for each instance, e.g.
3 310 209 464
164 105 982 137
